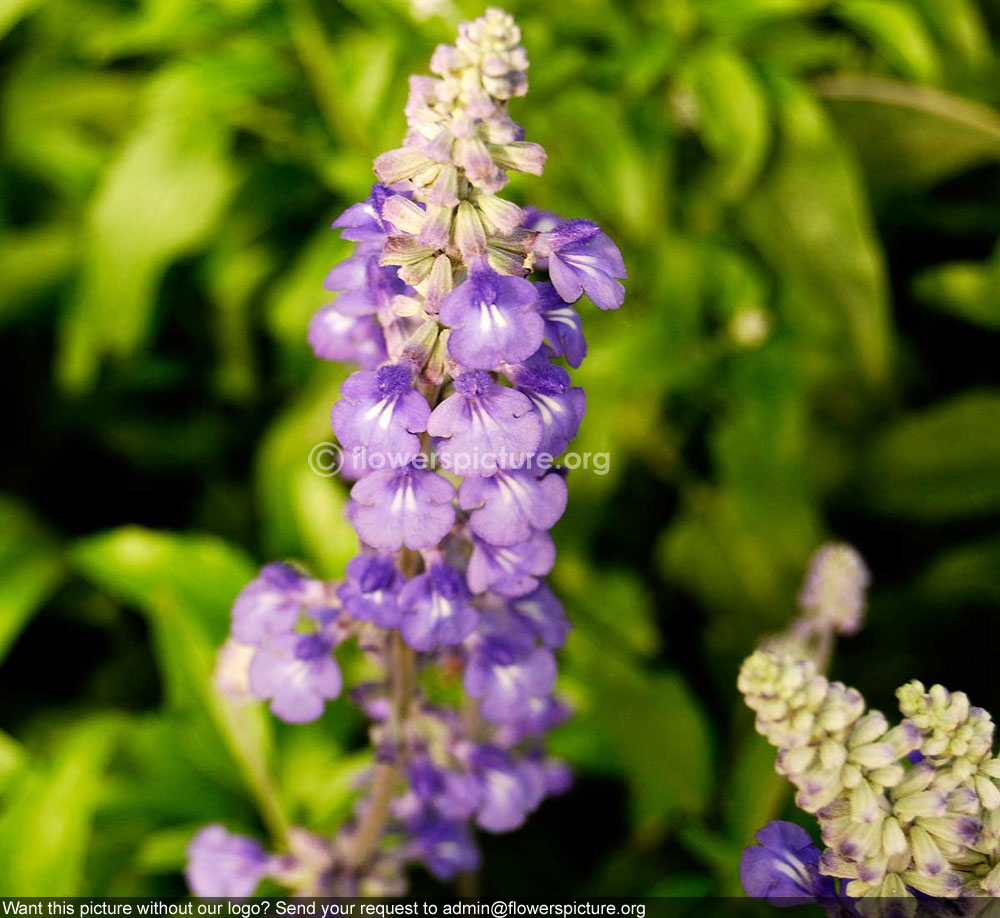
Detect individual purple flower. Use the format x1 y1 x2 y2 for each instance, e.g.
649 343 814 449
535 282 587 368
408 755 482 821
231 563 331 646
338 554 404 627
410 816 481 880
326 254 410 317
508 362 585 457
464 631 556 723
185 824 271 898
398 563 479 651
508 584 570 649
534 218 626 310
427 370 541 477
249 632 342 723
331 183 396 244
494 694 572 745
331 364 430 468
438 264 543 369
740 821 837 906
469 745 538 833
348 465 456 551
466 530 555 597
459 468 567 547
308 307 387 368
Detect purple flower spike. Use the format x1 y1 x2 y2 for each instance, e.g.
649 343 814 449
398 563 479 651
331 364 430 468
439 265 544 369
459 468 567 547
348 465 456 551
509 362 585 457
249 633 343 723
740 821 836 906
464 633 557 724
308 307 387 369
494 694 571 745
231 563 329 646
466 530 555 597
427 370 541 477
338 554 404 627
470 746 537 833
186 824 271 898
534 219 626 311
508 584 570 649
327 256 409 317
536 282 587 368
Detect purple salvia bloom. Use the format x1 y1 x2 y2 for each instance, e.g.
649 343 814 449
464 631 557 723
466 530 555 597
186 825 271 898
338 554 404 628
459 467 567 547
249 633 342 724
411 816 480 880
348 465 456 551
534 219 626 311
331 183 396 243
308 307 387 368
438 264 543 370
740 821 837 905
470 745 537 833
397 563 479 651
508 362 585 457
326 255 409 317
427 370 541 477
407 755 481 821
331 364 430 468
535 282 587 368
508 584 570 649
494 694 571 745
230 563 330 646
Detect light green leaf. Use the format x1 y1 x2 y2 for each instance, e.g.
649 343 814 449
0 716 120 895
740 77 892 389
70 528 286 838
58 68 235 392
724 731 788 847
914 249 1000 329
917 537 1000 607
834 0 941 83
820 76 1000 192
678 45 771 204
0 495 64 665
862 391 1000 519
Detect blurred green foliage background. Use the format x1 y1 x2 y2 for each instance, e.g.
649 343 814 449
2 0 1000 899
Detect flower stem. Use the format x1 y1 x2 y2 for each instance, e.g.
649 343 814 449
348 551 420 871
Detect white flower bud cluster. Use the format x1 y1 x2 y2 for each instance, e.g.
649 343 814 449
740 650 1000 914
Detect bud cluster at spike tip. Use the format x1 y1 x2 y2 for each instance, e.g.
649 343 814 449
186 8 624 897
738 545 1000 917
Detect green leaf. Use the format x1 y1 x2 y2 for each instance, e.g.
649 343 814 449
678 45 771 204
820 76 1000 193
724 731 788 847
58 67 235 392
70 528 286 838
254 367 358 577
862 391 1000 519
739 76 892 389
0 716 120 895
0 495 64 666
834 0 941 83
914 249 1000 329
917 537 1000 607
562 636 713 838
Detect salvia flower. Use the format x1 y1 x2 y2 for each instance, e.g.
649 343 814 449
739 545 1000 916
189 7 623 895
